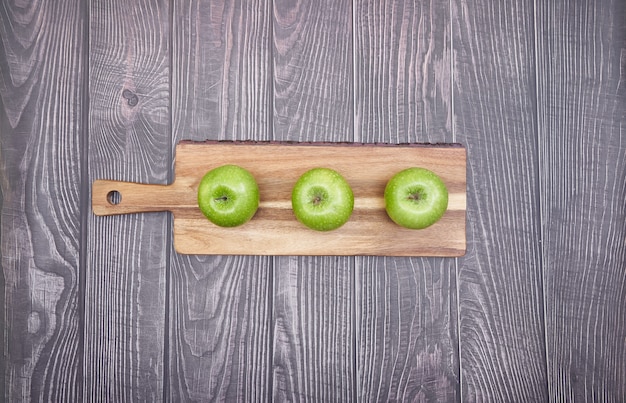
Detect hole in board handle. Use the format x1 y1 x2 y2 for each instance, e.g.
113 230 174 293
107 190 122 205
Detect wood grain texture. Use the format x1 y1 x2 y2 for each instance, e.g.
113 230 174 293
354 0 459 400
452 0 548 400
356 258 459 401
86 0 170 400
272 256 354 402
536 0 626 400
3 1 625 400
169 0 272 400
272 0 355 399
0 2 85 401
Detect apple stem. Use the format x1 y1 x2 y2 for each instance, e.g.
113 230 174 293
215 196 229 202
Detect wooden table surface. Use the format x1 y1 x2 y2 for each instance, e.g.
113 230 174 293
1 0 624 401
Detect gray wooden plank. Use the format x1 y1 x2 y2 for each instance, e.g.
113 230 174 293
272 256 354 401
271 0 355 400
353 0 459 400
168 0 272 400
0 2 85 401
536 0 626 400
452 0 549 400
85 0 170 400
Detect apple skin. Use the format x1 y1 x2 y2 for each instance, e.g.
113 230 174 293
291 168 354 231
197 164 259 227
384 167 448 229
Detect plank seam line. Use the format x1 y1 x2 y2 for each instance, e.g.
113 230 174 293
78 0 92 400
532 0 550 398
163 0 174 400
351 0 358 400
450 0 463 399
268 0 276 399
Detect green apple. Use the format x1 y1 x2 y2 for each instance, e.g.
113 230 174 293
384 167 448 229
291 168 354 231
197 164 259 227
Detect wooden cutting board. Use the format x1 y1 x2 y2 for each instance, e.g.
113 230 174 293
92 141 466 256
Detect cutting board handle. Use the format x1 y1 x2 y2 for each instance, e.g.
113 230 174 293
92 180 184 216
